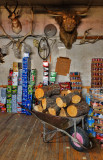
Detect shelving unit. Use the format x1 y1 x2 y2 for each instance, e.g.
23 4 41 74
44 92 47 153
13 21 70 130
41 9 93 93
70 72 82 92
91 100 103 134
91 58 103 88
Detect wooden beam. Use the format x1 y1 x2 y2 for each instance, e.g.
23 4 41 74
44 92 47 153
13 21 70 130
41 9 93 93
77 35 103 40
0 85 7 88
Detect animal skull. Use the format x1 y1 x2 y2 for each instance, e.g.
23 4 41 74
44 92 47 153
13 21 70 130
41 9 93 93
5 1 22 34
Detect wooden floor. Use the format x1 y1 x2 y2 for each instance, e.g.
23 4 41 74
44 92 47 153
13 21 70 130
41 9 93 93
0 113 103 160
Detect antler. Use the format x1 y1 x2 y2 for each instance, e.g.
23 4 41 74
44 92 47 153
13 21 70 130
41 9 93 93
0 8 34 59
76 0 92 17
5 1 18 15
19 8 34 44
79 28 99 45
44 6 63 16
5 2 12 14
0 25 15 42
13 1 18 14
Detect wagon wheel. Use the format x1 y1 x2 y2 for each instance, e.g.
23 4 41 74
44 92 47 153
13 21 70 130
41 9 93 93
69 126 90 152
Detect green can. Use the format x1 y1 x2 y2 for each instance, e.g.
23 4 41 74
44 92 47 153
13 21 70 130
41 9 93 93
7 98 12 104
7 85 12 92
12 85 17 90
50 72 57 77
50 77 56 82
7 94 12 98
7 108 12 113
12 89 17 94
6 103 12 108
31 69 36 76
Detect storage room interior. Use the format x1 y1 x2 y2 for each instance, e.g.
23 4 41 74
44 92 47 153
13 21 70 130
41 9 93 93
0 0 103 160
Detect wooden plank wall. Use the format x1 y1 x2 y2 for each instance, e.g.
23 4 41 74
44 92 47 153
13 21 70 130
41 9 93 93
0 113 103 160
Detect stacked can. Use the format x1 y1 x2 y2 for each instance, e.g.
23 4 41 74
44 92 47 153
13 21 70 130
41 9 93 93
1 88 6 105
28 85 33 102
22 56 31 114
8 68 13 85
12 63 18 86
85 95 96 137
18 69 22 85
12 86 17 113
43 61 49 86
6 85 12 112
25 100 32 115
30 69 36 86
50 71 57 84
17 85 22 113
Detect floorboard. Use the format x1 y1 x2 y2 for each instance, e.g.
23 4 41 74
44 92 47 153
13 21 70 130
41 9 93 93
0 113 103 160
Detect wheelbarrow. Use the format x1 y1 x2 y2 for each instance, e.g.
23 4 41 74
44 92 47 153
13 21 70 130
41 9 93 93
20 105 92 152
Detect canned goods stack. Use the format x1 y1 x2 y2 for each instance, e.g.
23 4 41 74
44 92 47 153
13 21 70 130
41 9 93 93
28 85 33 102
89 89 103 140
50 71 57 84
17 85 22 113
6 85 12 112
70 72 82 92
18 69 22 85
91 58 103 88
85 94 96 137
43 61 49 86
8 68 13 85
22 55 31 114
30 69 36 86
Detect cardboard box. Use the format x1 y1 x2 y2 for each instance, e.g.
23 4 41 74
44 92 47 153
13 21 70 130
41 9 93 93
13 62 18 68
13 62 18 72
13 72 18 77
1 88 7 98
1 97 6 104
55 57 71 76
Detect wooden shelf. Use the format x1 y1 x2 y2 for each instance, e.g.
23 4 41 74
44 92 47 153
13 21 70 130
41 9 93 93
70 75 80 77
70 80 81 82
93 110 103 114
92 61 103 63
93 116 103 120
94 123 103 127
0 85 7 88
91 75 102 78
93 106 103 109
91 66 103 68
92 70 103 72
91 97 103 101
71 85 82 87
91 80 102 82
94 129 103 134
71 89 82 92
91 85 102 88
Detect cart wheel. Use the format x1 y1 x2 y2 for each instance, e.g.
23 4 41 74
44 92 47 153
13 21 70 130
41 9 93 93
69 126 90 152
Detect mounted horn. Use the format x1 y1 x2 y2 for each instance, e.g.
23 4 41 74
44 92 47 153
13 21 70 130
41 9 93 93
13 1 18 14
76 0 92 17
4 1 22 34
